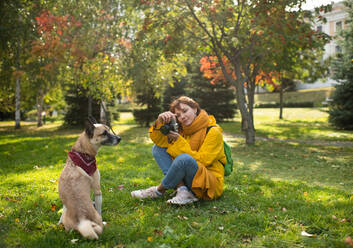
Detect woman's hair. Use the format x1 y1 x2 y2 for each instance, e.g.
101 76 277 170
169 96 201 115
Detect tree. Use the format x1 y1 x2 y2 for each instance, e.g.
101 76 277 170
29 10 80 126
0 0 41 128
37 1 131 126
63 83 101 127
329 0 353 130
261 6 330 119
134 0 327 144
189 57 237 121
162 79 186 111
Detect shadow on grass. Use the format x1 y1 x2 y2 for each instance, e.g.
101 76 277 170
2 168 351 247
1 122 352 246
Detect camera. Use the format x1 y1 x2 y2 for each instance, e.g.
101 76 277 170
160 118 179 135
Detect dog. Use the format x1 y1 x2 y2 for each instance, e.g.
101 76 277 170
58 117 121 239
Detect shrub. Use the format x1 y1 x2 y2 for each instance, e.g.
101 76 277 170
328 81 353 129
328 0 353 130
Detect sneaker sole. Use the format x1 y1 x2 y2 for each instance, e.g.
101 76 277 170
166 198 198 205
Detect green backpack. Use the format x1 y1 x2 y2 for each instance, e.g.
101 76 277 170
206 126 234 176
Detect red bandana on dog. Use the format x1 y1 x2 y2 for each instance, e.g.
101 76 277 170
68 150 97 176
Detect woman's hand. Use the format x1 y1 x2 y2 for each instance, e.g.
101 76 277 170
167 131 179 143
157 111 176 124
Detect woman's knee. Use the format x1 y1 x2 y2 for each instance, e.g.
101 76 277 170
152 145 166 158
174 153 196 167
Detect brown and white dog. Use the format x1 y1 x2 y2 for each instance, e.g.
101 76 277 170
58 117 121 239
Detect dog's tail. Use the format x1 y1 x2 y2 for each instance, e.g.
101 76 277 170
77 219 102 240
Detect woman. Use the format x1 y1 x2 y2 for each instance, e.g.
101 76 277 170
131 96 226 205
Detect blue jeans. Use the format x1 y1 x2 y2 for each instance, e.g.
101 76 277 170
152 145 198 191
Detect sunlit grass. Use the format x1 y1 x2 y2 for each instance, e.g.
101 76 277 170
221 108 353 142
0 108 352 247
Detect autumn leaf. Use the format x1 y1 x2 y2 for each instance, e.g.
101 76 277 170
345 236 353 247
154 229 163 235
51 204 59 212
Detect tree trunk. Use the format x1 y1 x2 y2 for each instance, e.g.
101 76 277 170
233 63 255 145
216 54 255 144
88 95 92 116
100 101 107 125
279 84 284 119
15 44 21 129
235 83 255 145
15 76 21 129
37 89 44 127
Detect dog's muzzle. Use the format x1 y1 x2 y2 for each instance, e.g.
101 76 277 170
102 133 121 146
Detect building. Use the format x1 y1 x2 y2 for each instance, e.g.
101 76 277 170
297 1 349 90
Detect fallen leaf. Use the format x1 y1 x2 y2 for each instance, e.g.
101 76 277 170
345 236 353 247
340 218 350 223
71 239 79 244
177 215 188 220
5 197 17 202
51 204 59 212
154 229 163 235
191 222 200 228
301 231 314 237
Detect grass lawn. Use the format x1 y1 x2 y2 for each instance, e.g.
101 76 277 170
0 108 352 247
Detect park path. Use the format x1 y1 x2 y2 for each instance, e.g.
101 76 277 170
224 133 353 147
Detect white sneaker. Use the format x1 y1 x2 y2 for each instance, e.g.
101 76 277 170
131 186 162 199
167 188 198 205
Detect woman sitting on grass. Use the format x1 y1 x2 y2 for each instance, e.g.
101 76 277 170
131 96 226 205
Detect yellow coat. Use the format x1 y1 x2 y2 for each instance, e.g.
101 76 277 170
149 115 226 200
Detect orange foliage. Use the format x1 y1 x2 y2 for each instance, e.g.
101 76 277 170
200 56 279 89
200 56 235 85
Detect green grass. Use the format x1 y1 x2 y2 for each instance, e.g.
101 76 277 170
0 108 352 247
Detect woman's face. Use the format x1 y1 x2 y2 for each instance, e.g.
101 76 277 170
174 103 197 127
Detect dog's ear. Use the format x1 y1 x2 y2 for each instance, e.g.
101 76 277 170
88 116 97 125
85 118 95 138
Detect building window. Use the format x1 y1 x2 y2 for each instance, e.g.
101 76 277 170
336 21 342 32
335 45 342 53
317 25 322 32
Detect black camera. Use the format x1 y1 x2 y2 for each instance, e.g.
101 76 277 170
160 118 179 135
